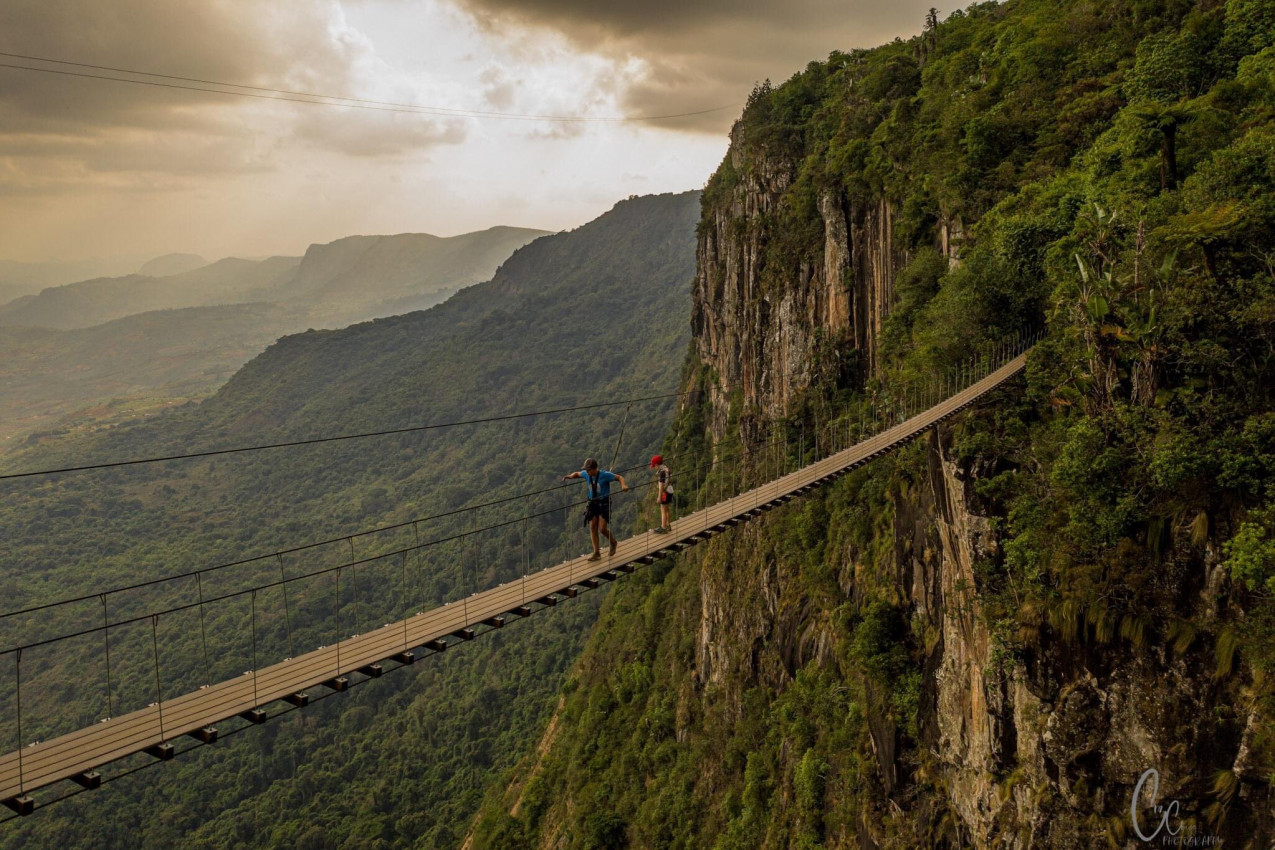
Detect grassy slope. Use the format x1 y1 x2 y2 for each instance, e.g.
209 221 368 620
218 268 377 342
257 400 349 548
0 304 301 444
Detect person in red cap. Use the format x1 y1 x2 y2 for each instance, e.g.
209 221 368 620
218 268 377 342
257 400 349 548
650 454 673 533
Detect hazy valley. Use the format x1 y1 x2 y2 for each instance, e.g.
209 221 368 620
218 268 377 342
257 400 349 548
0 227 548 444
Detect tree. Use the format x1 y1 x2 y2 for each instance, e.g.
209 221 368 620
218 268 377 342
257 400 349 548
1126 32 1208 191
920 8 941 63
1128 101 1200 191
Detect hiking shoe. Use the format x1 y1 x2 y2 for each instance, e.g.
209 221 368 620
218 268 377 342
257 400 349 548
652 526 669 534
609 539 618 557
586 552 602 562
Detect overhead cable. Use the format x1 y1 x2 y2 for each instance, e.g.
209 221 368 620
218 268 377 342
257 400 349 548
0 391 687 481
0 54 739 122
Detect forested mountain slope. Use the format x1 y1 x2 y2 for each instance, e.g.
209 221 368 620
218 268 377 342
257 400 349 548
472 1 1275 847
0 304 296 445
0 191 698 849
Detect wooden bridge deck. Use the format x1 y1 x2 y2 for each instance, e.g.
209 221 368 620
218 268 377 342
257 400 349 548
0 353 1028 809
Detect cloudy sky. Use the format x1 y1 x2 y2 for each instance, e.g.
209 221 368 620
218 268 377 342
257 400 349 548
0 0 951 264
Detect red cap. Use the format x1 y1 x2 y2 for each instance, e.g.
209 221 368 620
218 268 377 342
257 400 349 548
649 455 663 467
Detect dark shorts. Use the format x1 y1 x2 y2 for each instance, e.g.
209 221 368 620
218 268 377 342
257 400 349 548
584 497 611 525
659 491 671 505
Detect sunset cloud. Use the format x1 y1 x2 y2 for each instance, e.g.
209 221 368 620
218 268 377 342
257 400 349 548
455 0 949 129
0 0 948 263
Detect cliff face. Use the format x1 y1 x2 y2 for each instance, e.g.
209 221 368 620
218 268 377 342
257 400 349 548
692 138 921 432
471 4 1275 846
687 148 1261 846
899 435 1256 847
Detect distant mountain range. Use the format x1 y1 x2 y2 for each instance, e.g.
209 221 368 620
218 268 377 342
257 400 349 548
0 257 301 331
0 227 549 331
137 253 209 277
0 226 550 442
0 255 150 306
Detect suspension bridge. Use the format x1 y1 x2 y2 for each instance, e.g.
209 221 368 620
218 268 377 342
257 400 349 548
0 341 1034 817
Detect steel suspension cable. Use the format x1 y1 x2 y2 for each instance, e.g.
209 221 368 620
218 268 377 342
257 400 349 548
0 391 689 481
0 345 1036 815
26 358 1018 657
0 55 739 123
2 433 786 655
0 454 670 621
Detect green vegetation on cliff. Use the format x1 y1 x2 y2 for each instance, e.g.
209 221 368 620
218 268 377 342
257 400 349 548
474 1 1275 846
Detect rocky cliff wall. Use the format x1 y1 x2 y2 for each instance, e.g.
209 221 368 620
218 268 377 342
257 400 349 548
677 413 1261 846
470 165 1268 850
898 432 1261 847
687 144 1264 847
692 136 925 436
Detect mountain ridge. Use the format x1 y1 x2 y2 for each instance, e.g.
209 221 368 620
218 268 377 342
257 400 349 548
0 226 550 331
0 225 550 444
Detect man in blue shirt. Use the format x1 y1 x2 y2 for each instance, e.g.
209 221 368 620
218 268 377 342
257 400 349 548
562 457 629 560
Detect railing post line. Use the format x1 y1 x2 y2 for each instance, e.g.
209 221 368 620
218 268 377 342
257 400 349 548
249 590 259 709
15 649 24 794
334 567 342 677
101 594 114 718
151 614 165 741
413 521 423 614
278 554 295 659
195 574 210 686
348 538 360 638
401 552 410 652
522 495 529 608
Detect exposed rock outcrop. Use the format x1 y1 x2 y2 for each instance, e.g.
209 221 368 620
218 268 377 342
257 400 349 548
688 143 1268 846
693 140 904 437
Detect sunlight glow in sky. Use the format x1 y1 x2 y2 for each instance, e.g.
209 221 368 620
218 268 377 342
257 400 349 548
0 0 950 263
